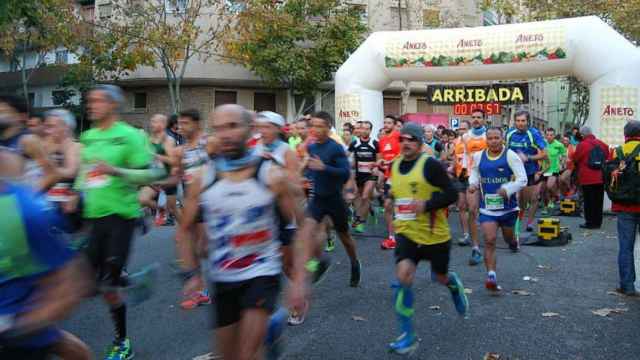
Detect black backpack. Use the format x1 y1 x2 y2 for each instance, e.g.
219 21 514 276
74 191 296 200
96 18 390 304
587 143 606 169
603 144 640 204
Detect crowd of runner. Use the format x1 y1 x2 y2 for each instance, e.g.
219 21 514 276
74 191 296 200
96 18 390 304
0 87 607 359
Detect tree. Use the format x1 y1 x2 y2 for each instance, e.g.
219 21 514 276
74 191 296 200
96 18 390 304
222 0 367 118
104 0 232 113
480 0 640 44
0 0 79 110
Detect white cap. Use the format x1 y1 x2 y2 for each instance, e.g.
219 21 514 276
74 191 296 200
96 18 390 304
256 111 285 128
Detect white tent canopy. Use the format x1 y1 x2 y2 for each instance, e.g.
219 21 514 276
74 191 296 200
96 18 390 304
335 16 640 146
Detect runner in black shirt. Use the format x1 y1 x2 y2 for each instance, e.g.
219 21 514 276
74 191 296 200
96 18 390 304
348 121 379 233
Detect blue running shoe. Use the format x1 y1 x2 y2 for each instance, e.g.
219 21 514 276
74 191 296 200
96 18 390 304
266 307 288 360
388 332 418 355
447 272 469 316
105 338 134 360
469 248 482 266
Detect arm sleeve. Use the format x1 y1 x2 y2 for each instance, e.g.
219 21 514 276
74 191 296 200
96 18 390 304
422 157 458 212
115 166 168 185
323 144 351 181
502 150 528 197
468 152 482 187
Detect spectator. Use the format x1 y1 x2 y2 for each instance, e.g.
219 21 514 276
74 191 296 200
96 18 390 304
613 120 640 296
570 126 580 145
572 126 609 229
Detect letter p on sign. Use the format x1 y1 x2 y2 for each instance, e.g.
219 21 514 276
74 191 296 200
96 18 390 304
450 118 460 129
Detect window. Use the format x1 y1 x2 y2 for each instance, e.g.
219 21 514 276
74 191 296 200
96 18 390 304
80 5 95 22
98 3 112 18
165 0 187 14
134 92 147 110
254 92 276 112
423 9 440 28
52 90 66 106
349 4 367 24
55 50 68 65
383 97 401 117
215 91 237 107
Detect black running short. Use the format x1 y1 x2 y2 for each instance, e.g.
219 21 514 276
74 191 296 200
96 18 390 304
395 234 451 275
164 185 178 196
86 215 136 287
526 173 543 187
212 275 281 328
306 193 350 233
455 177 469 193
280 228 295 247
355 173 377 188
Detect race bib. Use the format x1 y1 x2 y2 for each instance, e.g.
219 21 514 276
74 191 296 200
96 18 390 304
46 183 73 202
183 166 202 185
484 193 504 210
85 166 110 189
394 198 417 221
357 161 374 173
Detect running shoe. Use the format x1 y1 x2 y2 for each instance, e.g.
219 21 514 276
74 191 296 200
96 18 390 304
469 248 482 266
287 301 308 326
105 338 134 360
447 272 469 316
266 308 288 360
388 332 418 355
350 260 361 287
306 257 331 285
508 237 520 253
353 222 365 234
180 289 212 310
526 223 534 232
324 235 336 252
485 273 502 294
380 236 396 250
457 233 470 246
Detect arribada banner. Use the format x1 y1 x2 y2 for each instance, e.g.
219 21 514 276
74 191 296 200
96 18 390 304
426 83 529 105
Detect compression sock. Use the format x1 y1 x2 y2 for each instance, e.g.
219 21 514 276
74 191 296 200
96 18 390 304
392 282 414 335
110 303 127 342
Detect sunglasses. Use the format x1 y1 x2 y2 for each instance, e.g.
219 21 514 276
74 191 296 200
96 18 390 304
471 116 483 119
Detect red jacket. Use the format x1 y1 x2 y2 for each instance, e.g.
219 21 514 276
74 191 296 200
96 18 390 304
572 134 609 186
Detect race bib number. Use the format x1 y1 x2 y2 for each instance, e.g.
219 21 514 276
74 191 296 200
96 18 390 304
357 161 374 173
394 198 417 221
484 193 504 210
183 166 202 185
85 166 110 189
46 183 73 202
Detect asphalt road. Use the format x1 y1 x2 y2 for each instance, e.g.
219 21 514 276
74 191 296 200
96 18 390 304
63 211 640 360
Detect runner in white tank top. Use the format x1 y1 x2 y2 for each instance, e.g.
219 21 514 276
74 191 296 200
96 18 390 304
177 104 306 360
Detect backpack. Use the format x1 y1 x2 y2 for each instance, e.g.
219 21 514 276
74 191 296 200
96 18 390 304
603 144 640 204
587 143 606 170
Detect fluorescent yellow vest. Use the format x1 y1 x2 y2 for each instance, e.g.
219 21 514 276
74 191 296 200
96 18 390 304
391 154 450 245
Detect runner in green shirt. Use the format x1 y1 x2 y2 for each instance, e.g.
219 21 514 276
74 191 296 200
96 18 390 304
70 85 153 360
541 128 566 215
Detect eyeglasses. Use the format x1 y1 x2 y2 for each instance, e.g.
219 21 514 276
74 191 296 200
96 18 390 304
471 116 483 119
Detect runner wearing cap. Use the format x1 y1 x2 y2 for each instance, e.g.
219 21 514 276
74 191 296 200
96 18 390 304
387 122 468 354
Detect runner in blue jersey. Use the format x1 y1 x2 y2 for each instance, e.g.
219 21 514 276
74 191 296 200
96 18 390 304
505 110 547 232
0 168 91 359
469 127 527 294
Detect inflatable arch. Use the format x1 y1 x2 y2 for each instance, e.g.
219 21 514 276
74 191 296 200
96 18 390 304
335 16 640 146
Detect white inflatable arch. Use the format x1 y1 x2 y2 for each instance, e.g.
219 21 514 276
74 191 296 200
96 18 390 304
335 16 640 146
